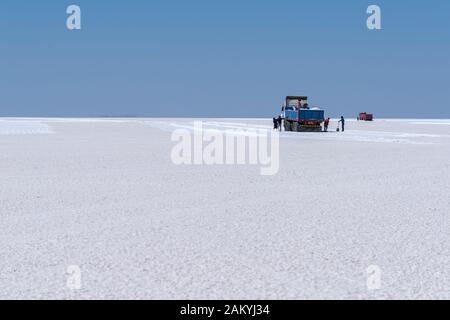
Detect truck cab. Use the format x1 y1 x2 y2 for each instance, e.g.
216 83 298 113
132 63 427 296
358 112 374 121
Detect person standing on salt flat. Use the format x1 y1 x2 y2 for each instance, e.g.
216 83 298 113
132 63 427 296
324 118 330 132
339 116 345 132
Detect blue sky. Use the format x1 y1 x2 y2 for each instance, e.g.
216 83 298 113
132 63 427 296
0 0 449 118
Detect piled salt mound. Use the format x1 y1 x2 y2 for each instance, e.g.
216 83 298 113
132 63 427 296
0 120 53 135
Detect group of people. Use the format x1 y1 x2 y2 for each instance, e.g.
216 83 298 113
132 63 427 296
272 116 283 131
273 116 345 132
324 116 345 132
296 102 309 110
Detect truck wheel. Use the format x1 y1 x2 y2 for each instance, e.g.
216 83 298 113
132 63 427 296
292 122 298 132
285 121 291 131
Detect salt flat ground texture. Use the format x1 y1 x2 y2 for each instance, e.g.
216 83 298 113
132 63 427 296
1 118 450 300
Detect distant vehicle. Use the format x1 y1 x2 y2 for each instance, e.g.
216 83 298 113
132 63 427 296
358 112 374 121
281 96 325 132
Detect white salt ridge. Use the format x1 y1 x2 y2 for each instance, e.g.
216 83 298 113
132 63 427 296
410 121 450 126
146 120 447 145
0 120 54 135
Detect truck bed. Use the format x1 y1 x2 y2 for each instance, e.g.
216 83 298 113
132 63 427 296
285 109 325 122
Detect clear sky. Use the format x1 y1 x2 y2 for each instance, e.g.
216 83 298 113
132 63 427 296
1 0 449 118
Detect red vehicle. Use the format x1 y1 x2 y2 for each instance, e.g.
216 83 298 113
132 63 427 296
358 112 374 121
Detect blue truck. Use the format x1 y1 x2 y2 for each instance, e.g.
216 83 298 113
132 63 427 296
281 96 325 132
